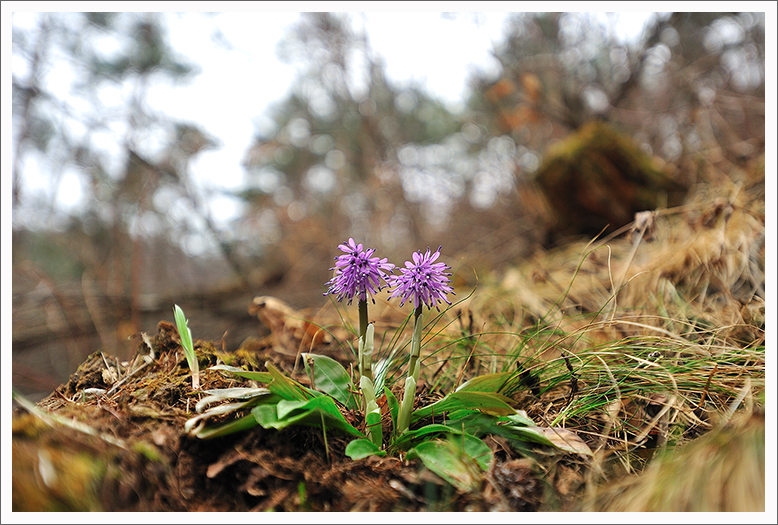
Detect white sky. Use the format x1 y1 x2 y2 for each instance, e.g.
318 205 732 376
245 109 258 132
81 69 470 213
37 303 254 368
5 7 658 229
151 10 655 227
157 11 515 225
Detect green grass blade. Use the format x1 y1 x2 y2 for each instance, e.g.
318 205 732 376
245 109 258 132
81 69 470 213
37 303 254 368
384 386 399 437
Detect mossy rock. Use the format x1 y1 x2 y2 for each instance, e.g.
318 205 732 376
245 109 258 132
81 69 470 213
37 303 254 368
534 121 687 240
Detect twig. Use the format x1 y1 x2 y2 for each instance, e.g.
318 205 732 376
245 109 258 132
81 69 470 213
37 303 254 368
106 355 154 397
693 363 719 414
101 352 117 384
632 395 676 445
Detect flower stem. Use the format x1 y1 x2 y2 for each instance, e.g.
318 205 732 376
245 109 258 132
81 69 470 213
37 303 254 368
397 376 416 436
357 300 373 381
407 305 423 382
360 376 382 448
397 305 424 435
358 300 368 343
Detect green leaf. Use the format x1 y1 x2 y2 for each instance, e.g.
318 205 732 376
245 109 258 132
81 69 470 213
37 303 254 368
173 304 199 389
251 396 363 437
303 353 358 410
444 410 592 456
252 404 281 428
444 409 501 437
384 386 399 437
503 426 593 456
463 435 493 472
455 371 524 395
345 438 386 460
173 305 194 355
406 435 492 492
209 364 272 383
411 391 517 422
504 411 535 427
265 362 318 401
276 399 311 419
444 408 535 436
365 400 382 448
390 424 460 451
192 413 259 440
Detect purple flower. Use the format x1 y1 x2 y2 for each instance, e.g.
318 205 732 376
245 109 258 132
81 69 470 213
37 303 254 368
387 246 454 310
324 238 395 305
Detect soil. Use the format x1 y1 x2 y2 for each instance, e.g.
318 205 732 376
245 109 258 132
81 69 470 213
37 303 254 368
12 319 588 512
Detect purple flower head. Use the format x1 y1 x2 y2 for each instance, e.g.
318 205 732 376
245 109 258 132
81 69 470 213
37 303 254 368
323 238 395 305
387 246 455 311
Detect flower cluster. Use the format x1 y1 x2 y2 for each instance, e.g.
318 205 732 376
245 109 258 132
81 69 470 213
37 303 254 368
324 240 454 311
323 238 395 305
324 239 455 438
387 246 454 311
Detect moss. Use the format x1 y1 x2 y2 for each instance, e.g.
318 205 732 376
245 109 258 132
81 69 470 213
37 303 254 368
132 441 164 463
535 121 687 239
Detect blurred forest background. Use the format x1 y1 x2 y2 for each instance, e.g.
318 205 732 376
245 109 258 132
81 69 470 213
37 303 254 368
11 12 766 401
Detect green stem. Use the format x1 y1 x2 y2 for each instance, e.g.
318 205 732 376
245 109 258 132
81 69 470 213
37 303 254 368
407 305 423 383
398 305 424 435
320 411 330 463
358 300 368 344
397 376 416 436
358 300 373 381
360 376 382 448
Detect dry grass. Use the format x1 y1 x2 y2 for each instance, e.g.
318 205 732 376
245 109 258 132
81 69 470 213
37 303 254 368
392 170 765 510
292 166 765 510
586 410 765 512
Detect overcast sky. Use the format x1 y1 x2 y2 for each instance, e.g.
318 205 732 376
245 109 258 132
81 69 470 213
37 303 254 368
153 11 518 224
151 10 655 222
5 8 660 230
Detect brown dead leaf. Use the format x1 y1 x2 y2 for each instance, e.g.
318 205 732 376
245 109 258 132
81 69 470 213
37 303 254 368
533 427 593 456
249 296 331 355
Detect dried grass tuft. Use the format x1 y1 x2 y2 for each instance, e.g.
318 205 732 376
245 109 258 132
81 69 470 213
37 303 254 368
587 411 765 512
